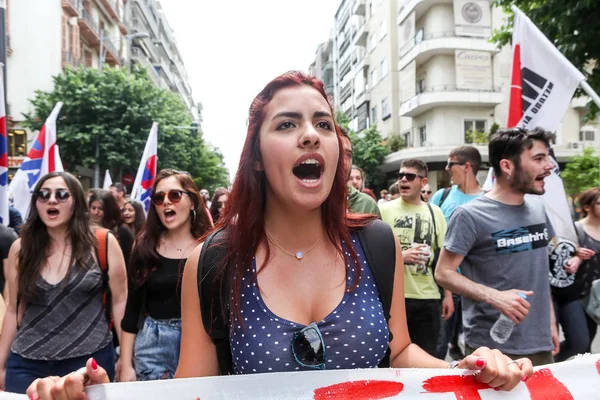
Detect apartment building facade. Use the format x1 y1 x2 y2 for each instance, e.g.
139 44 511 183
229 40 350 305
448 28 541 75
385 0 597 190
5 0 198 178
6 0 126 177
308 38 335 101
127 0 195 113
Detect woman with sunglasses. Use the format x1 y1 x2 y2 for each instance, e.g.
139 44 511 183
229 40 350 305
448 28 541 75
122 200 146 239
0 172 127 393
117 170 211 383
28 73 531 398
209 187 229 225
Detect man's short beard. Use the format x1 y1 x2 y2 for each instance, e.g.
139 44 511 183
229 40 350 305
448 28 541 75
510 165 545 195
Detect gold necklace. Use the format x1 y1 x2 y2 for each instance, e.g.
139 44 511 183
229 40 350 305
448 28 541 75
264 228 323 260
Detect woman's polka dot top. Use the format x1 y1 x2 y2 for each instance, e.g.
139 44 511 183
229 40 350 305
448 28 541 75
229 232 389 374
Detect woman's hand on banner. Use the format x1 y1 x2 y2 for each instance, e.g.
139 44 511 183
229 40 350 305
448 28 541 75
458 347 533 391
26 357 110 400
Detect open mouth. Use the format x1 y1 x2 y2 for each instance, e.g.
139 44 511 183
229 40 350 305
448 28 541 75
400 185 411 190
47 208 60 217
164 209 176 221
293 158 323 183
535 173 550 182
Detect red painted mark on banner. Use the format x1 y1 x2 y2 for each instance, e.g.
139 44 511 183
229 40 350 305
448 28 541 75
313 380 404 400
596 359 600 375
422 375 490 399
525 368 573 400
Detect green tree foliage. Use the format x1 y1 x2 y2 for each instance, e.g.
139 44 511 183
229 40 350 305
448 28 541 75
24 66 230 190
385 134 406 152
335 111 390 187
491 0 600 116
465 129 490 145
562 147 600 196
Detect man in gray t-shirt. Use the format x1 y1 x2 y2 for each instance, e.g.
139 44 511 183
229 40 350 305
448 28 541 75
435 127 561 366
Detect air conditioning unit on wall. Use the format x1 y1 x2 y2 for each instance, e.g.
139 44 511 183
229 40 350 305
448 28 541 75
568 142 584 149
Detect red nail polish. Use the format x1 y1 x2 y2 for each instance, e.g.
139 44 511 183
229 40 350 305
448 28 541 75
522 375 529 382
91 358 98 370
476 358 485 368
495 388 501 391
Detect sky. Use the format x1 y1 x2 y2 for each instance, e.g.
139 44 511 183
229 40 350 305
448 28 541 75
160 0 341 180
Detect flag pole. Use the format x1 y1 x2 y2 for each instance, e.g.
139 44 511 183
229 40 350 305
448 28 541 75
579 81 600 109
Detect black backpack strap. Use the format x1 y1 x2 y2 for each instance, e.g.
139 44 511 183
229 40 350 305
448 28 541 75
426 203 438 251
439 186 452 207
197 228 232 375
356 219 396 368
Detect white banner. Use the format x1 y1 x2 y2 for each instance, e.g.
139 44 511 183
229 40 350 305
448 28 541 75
453 0 491 37
3 355 598 399
455 50 493 91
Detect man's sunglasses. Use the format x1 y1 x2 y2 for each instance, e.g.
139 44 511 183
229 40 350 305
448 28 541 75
446 161 466 168
421 190 432 195
151 189 190 206
35 188 71 203
396 172 425 182
291 322 326 370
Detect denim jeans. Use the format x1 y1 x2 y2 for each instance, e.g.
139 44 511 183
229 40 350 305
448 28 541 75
134 316 181 381
553 299 590 362
436 294 462 359
405 298 441 356
5 343 115 394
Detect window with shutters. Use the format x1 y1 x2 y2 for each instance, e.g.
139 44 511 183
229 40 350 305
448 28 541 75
73 25 81 61
85 50 93 67
62 15 69 60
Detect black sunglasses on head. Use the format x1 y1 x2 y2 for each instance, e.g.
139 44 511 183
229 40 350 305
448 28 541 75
396 172 425 182
151 189 190 206
35 188 71 203
291 322 326 370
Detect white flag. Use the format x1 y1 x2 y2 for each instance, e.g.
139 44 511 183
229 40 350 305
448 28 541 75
103 170 113 190
9 102 63 219
506 7 585 244
131 123 158 214
507 7 585 130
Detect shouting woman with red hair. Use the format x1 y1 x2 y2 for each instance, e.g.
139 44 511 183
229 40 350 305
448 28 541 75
28 72 531 398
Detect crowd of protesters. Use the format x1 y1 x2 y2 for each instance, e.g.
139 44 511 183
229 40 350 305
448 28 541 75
0 71 597 399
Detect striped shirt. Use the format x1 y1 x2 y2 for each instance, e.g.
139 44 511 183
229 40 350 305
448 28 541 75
11 255 112 360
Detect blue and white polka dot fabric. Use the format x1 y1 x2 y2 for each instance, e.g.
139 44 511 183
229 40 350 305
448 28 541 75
230 233 389 374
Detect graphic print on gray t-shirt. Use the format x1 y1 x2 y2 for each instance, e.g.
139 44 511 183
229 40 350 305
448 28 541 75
444 196 554 355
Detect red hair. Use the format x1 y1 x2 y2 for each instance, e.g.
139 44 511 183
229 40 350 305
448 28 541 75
211 71 374 330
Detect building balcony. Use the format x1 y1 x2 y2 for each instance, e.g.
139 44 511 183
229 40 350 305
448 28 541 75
399 85 503 117
398 30 500 70
61 0 80 17
338 35 350 54
397 0 452 25
103 36 122 66
355 89 370 107
353 0 366 16
340 81 353 104
339 55 353 79
119 22 128 35
62 51 82 69
79 10 100 46
354 23 368 47
99 0 121 22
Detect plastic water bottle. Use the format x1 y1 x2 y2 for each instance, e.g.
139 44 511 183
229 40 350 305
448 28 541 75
490 292 528 344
